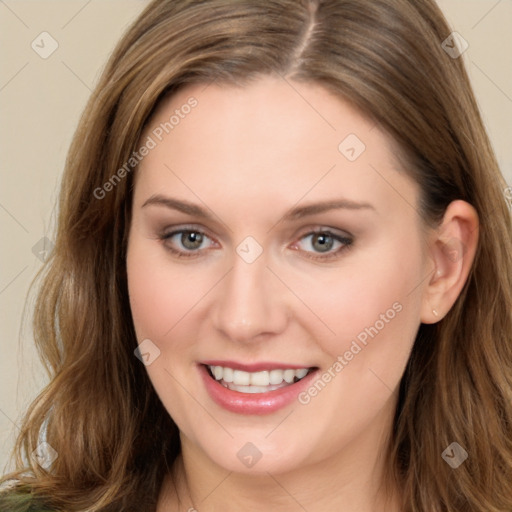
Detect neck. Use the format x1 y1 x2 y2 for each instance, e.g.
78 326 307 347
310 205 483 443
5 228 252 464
158 405 402 512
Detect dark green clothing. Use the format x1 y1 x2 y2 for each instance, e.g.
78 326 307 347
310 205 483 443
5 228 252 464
0 489 54 512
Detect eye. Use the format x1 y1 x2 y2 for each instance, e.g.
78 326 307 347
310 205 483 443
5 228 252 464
291 229 353 260
158 227 352 261
160 228 216 257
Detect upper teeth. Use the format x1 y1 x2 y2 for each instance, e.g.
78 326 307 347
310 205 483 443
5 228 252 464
208 365 310 386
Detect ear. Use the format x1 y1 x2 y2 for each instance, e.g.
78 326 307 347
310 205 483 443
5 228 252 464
420 200 479 324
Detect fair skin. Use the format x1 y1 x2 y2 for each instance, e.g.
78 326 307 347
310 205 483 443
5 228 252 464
126 76 478 511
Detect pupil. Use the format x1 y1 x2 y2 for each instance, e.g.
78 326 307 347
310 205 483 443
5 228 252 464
313 233 333 252
182 231 203 249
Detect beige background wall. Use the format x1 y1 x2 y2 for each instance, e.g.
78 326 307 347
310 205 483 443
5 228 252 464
1 0 511 472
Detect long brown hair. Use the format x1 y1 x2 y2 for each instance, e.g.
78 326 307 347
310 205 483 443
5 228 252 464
1 1 511 510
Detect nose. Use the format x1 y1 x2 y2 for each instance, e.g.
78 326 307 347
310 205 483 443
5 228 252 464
212 252 289 344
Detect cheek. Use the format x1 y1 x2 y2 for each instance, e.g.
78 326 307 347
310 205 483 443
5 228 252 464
290 243 422 446
292 231 424 381
126 240 208 422
127 239 211 342
127 258 175 341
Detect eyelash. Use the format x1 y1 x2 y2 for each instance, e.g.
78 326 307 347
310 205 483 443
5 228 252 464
159 227 354 261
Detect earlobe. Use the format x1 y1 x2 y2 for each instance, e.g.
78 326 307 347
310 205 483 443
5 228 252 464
420 200 479 324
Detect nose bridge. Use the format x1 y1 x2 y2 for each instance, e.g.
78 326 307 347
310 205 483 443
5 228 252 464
213 251 287 342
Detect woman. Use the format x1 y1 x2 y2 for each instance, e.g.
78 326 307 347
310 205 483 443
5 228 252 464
1 0 511 510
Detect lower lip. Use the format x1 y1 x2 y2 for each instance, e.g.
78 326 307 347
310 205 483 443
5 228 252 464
199 364 319 415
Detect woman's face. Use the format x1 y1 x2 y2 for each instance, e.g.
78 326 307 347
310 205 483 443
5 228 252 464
127 76 432 475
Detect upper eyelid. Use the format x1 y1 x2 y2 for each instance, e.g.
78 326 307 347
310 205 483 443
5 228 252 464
296 225 352 236
160 225 351 239
161 224 215 238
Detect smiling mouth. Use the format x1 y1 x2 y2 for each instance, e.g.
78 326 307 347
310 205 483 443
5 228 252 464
205 364 317 394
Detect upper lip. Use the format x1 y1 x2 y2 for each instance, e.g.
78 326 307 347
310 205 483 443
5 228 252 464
201 360 315 372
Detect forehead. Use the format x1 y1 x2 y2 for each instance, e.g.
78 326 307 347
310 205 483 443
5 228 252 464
134 76 418 220
143 76 378 163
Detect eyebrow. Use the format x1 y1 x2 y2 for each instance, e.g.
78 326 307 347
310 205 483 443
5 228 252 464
141 194 376 221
